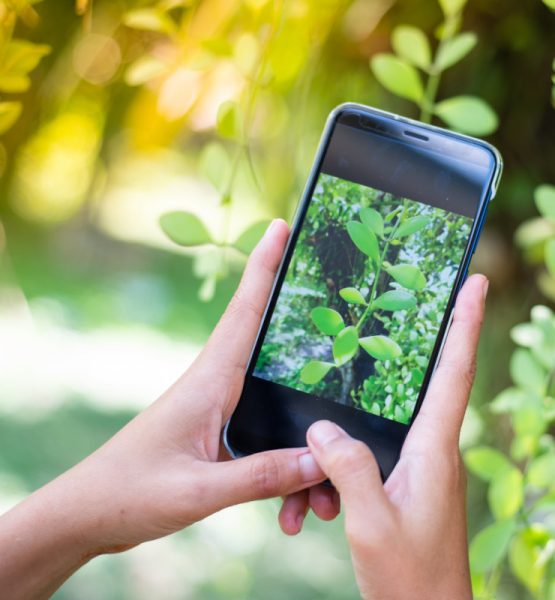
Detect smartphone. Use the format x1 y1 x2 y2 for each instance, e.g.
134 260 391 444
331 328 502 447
224 103 502 479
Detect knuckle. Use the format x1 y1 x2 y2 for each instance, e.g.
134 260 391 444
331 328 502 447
227 287 263 322
249 453 281 498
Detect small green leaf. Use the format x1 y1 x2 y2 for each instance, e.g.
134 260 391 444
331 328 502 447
216 100 241 139
339 287 366 305
527 452 555 488
300 360 334 385
435 32 477 71
160 211 213 246
392 25 431 70
125 56 166 86
509 528 549 595
510 349 545 392
434 96 498 136
123 8 176 34
360 207 384 237
386 264 426 291
372 290 417 311
311 307 345 336
346 221 380 262
545 239 555 278
542 0 555 9
438 0 468 16
394 215 430 238
370 53 424 102
0 101 22 135
232 221 271 255
488 467 524 519
333 326 359 366
535 184 555 219
469 520 516 573
464 446 512 481
359 335 402 361
198 141 231 193
490 387 532 414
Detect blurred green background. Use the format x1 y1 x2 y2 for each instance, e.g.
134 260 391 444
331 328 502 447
0 0 554 598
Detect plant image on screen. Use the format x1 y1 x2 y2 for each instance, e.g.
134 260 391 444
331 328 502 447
254 174 472 424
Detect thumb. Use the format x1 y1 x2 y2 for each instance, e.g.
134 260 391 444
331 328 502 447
196 448 325 513
307 421 392 527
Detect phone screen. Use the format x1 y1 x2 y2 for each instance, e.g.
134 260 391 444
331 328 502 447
249 116 495 427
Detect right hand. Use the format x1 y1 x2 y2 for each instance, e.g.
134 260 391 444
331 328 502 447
289 274 488 600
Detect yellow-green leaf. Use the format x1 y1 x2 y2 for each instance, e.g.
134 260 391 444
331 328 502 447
464 446 512 481
0 101 22 135
386 264 426 291
372 290 416 311
469 519 516 573
123 9 176 34
311 307 344 336
435 32 477 71
509 527 549 595
233 221 271 255
359 335 402 361
394 215 430 238
216 100 241 140
438 0 468 16
333 326 359 366
125 56 166 86
339 287 366 305
392 25 431 70
360 207 384 237
545 238 555 278
527 452 555 488
370 53 424 102
160 211 213 246
300 360 334 385
347 220 380 261
488 467 524 519
434 96 498 136
535 184 555 219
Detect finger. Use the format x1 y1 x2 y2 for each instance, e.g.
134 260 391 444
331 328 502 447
198 447 325 514
199 219 289 375
306 421 391 524
279 490 309 536
406 274 488 452
308 485 340 521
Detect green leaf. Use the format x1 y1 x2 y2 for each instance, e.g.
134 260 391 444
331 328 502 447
490 387 531 414
435 32 477 71
216 100 241 139
232 221 271 255
359 335 402 361
394 215 430 238
535 184 555 219
509 528 549 595
300 360 334 385
464 446 512 481
3 40 50 75
488 467 524 519
311 307 345 336
469 520 516 573
198 141 231 193
434 96 498 136
123 8 176 34
542 0 555 9
125 55 166 86
339 287 366 305
0 101 22 135
370 53 424 102
372 290 416 311
438 0 468 16
510 323 543 348
360 207 384 237
391 25 431 70
386 264 426 291
333 326 359 366
346 221 380 262
510 349 545 391
545 238 555 278
527 452 555 488
160 211 213 246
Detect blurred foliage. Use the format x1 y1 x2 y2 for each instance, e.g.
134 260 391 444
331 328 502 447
0 0 553 598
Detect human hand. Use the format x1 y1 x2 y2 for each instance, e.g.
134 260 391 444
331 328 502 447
0 219 327 598
283 274 488 599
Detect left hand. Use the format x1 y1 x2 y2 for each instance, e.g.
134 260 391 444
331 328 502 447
0 219 327 599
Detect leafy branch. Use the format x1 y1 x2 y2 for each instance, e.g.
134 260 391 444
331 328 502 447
300 204 429 388
370 0 498 134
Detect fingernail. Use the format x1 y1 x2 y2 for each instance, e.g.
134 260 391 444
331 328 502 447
308 420 344 448
298 452 323 482
263 219 279 239
295 512 305 532
482 277 489 301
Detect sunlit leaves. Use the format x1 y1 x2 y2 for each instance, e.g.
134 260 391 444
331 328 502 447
372 289 417 311
125 55 166 86
527 452 555 488
123 8 176 35
386 264 426 291
465 446 512 481
469 520 516 573
359 335 402 361
199 141 231 193
488 467 523 519
0 40 50 93
339 287 366 305
394 215 430 238
159 211 213 246
0 102 22 135
216 100 242 140
435 32 477 71
509 527 550 596
333 326 359 366
391 26 431 70
438 0 468 16
434 96 498 135
509 349 545 392
360 207 384 237
233 221 271 255
544 239 555 278
311 307 344 336
347 220 380 262
370 54 424 102
535 184 555 219
300 360 334 384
